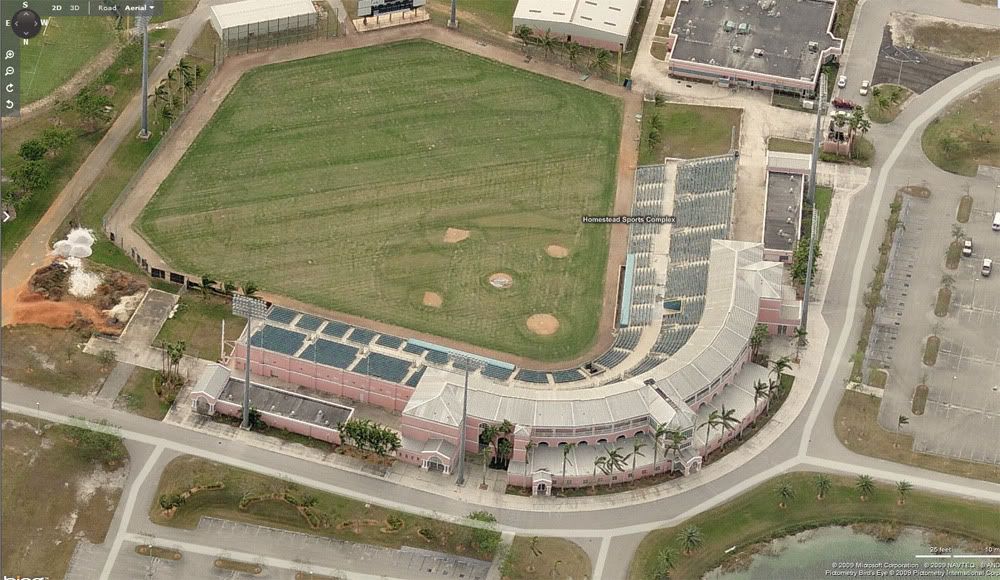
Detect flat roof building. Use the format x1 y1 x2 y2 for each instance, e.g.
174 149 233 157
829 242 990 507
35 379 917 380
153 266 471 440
210 0 318 42
762 171 804 261
667 0 843 95
512 0 643 50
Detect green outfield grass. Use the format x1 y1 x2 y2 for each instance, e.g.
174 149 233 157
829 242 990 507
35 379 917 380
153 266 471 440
138 40 622 361
20 17 117 105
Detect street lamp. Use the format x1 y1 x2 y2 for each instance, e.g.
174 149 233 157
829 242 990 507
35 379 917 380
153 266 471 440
448 0 458 29
137 8 151 140
232 294 267 430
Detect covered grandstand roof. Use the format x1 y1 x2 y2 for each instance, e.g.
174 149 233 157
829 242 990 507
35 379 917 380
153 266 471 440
210 0 316 33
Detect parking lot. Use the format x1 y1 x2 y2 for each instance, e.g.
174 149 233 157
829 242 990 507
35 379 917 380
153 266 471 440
873 164 1000 466
871 25 973 94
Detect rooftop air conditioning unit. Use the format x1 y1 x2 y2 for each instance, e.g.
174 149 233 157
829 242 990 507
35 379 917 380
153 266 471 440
808 41 819 52
752 48 764 57
786 217 793 224
732 45 742 53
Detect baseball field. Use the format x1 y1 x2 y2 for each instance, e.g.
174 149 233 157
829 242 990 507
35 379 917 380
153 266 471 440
138 40 622 362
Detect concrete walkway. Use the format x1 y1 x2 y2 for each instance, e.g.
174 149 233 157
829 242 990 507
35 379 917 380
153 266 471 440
96 362 137 402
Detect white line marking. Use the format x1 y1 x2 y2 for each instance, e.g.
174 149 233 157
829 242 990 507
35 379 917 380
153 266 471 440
99 446 164 580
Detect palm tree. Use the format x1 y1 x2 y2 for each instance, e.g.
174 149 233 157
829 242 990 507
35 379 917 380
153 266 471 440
480 445 492 486
525 441 536 469
653 546 678 578
630 439 647 478
814 474 832 500
665 431 685 473
199 273 216 296
154 79 170 111
941 274 955 291
793 327 808 360
565 41 581 70
242 281 259 297
699 410 722 458
676 525 703 555
651 423 671 472
951 224 965 244
589 49 612 75
753 380 770 423
776 481 796 508
560 442 575 489
539 29 557 59
603 446 631 487
592 455 607 491
856 474 876 501
514 25 533 50
749 323 768 360
718 405 739 448
770 356 792 382
897 415 909 432
896 480 913 505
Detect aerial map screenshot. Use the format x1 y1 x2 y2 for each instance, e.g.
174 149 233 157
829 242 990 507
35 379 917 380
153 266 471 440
1 0 1000 578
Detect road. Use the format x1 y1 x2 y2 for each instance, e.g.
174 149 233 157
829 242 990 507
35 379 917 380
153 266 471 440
5 1 1000 579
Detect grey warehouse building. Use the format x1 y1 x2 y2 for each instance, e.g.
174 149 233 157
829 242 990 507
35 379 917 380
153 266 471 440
667 0 843 96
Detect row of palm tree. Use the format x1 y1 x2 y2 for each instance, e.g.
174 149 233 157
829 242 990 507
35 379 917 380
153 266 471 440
479 419 515 485
512 25 613 75
197 274 258 298
151 57 206 128
831 106 872 159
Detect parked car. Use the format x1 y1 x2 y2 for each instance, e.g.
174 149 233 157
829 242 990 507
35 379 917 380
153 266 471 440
832 97 858 110
993 211 1000 231
859 80 870 96
984 258 993 277
963 239 973 257
837 75 847 88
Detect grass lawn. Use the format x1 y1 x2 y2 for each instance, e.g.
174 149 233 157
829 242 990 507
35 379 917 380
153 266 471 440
639 102 741 163
868 84 912 124
958 194 973 223
155 293 243 360
833 0 859 41
869 369 887 388
139 40 621 362
922 81 1000 176
935 287 951 317
152 456 499 561
19 17 118 105
768 138 813 155
911 21 1000 61
116 367 172 420
152 0 199 23
2 413 127 580
923 335 940 366
835 390 1000 484
912 385 929 415
814 186 833 231
503 536 592 579
2 29 175 263
628 471 1000 580
2 325 111 395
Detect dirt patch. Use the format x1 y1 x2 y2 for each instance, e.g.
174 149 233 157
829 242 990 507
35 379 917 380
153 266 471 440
545 244 569 258
422 291 442 308
488 273 513 289
923 336 940 366
913 385 929 415
443 227 470 244
526 314 559 335
7 285 122 334
957 195 973 223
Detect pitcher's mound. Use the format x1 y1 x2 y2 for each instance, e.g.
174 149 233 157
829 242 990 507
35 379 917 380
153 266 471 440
423 291 443 308
527 314 559 335
546 245 569 258
443 228 470 244
488 273 513 289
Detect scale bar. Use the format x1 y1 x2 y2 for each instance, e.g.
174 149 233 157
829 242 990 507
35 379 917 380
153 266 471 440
915 554 1000 559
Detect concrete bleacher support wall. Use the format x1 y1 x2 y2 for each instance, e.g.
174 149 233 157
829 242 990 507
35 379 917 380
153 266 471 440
232 343 414 413
213 399 342 444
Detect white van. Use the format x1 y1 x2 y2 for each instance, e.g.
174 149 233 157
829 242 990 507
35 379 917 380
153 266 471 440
993 212 1000 231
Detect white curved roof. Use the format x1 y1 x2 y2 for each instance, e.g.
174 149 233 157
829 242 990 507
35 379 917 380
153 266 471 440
404 240 785 432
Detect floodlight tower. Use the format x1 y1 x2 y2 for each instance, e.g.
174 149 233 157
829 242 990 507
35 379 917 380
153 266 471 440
138 6 151 140
800 72 827 340
454 355 470 486
233 294 267 429
448 0 458 29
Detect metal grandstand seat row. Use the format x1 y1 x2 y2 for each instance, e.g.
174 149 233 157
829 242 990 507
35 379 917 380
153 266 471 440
515 369 549 384
626 355 666 377
675 155 737 195
651 325 699 356
632 286 655 305
630 304 655 326
593 348 630 369
674 192 733 228
666 297 705 326
664 263 710 298
613 327 641 350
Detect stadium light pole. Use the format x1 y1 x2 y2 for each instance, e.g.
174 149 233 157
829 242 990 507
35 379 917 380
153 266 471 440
455 355 470 485
800 72 827 341
448 0 458 29
233 294 267 430
137 8 151 140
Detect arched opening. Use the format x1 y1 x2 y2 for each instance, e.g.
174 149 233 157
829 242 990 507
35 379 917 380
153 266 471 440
538 442 549 447
577 440 588 446
597 438 607 444
616 435 626 442
558 442 568 448
634 430 645 437
478 424 491 451
426 457 445 473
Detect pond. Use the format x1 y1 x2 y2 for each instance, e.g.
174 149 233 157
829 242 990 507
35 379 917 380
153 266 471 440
705 525 997 579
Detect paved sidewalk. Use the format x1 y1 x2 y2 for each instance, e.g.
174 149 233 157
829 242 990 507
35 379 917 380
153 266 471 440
97 362 137 402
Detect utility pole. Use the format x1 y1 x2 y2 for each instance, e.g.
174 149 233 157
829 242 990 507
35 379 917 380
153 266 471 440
800 73 827 339
455 356 470 485
448 0 458 29
138 7 151 140
232 295 266 430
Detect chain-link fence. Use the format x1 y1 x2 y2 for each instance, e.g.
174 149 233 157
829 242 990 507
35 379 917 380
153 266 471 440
219 9 339 59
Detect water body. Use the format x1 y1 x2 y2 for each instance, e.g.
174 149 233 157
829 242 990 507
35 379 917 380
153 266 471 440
705 526 997 580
